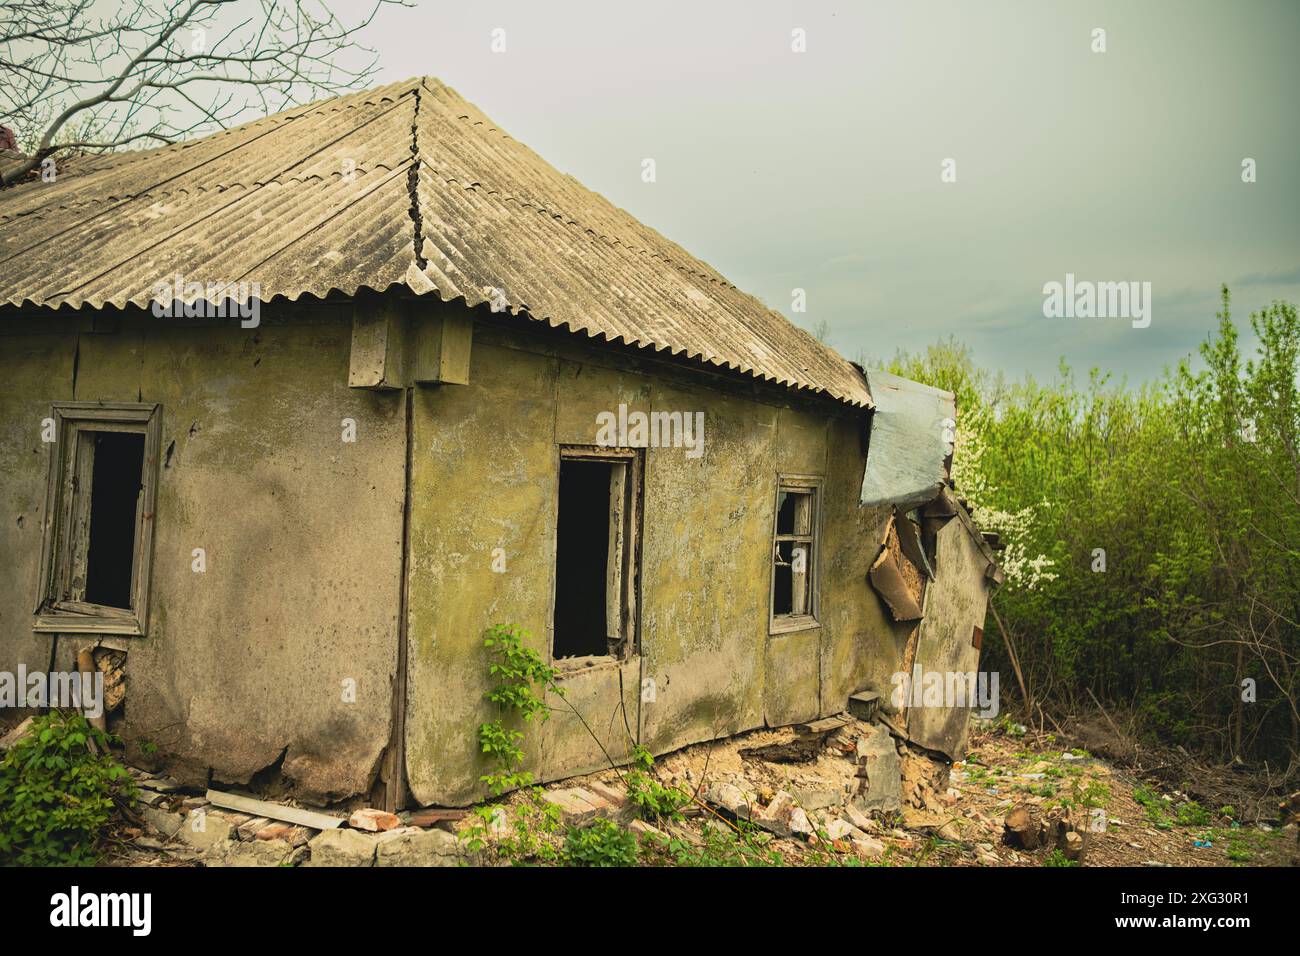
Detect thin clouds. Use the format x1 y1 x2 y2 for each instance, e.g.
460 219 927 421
370 0 1300 385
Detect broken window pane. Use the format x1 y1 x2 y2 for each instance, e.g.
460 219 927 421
776 490 812 535
772 482 818 628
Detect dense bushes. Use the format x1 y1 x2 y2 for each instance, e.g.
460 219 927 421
0 712 137 866
888 288 1300 777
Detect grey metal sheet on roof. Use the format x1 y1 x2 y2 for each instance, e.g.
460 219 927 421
859 370 956 509
0 78 870 408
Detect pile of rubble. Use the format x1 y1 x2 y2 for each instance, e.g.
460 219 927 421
115 712 966 866
526 713 976 863
121 769 475 868
111 712 1113 866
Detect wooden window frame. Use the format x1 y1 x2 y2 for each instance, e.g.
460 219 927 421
769 474 822 635
33 402 162 637
552 445 643 664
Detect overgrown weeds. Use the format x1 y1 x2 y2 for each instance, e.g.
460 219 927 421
0 712 137 866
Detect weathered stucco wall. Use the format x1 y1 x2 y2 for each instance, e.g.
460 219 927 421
2 297 960 811
0 325 79 684
0 308 405 803
403 319 903 806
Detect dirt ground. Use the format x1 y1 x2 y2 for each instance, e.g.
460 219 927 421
545 718 1299 867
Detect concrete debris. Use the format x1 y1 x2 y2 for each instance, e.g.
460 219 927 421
788 807 814 839
374 826 465 867
140 807 187 840
256 823 311 847
842 803 877 833
793 782 843 812
586 780 628 808
899 746 949 812
852 835 887 859
901 807 957 839
853 725 903 812
823 818 862 842
137 775 182 793
826 732 858 757
701 782 755 819
544 787 616 825
178 814 235 853
117 716 1057 868
305 828 378 867
752 790 797 838
348 808 401 832
208 839 306 868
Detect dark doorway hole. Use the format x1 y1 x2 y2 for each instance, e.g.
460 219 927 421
554 458 611 658
84 431 145 609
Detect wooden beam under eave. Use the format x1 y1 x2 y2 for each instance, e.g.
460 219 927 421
348 298 407 389
409 310 473 386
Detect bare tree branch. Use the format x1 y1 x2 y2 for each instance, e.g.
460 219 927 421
0 0 408 187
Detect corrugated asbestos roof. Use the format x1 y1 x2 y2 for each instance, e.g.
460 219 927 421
0 78 872 408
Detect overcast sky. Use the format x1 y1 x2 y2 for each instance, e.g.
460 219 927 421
367 0 1299 384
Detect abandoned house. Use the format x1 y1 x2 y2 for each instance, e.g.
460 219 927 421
0 78 999 811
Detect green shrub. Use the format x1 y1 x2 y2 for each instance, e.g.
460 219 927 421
888 292 1300 774
640 819 786 867
1175 800 1212 827
0 712 137 866
1042 849 1078 867
465 788 565 863
622 746 691 821
625 771 691 821
563 818 638 867
477 624 562 795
